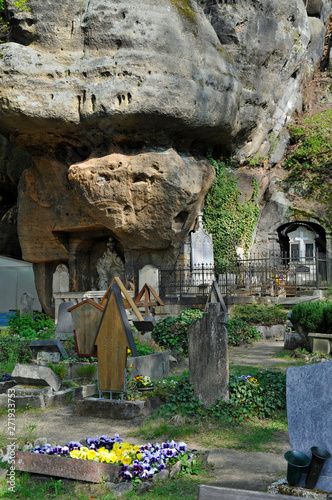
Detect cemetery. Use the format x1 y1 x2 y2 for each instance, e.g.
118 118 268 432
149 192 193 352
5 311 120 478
0 217 332 498
0 262 331 499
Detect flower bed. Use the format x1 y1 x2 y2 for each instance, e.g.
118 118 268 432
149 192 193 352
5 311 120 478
26 434 191 483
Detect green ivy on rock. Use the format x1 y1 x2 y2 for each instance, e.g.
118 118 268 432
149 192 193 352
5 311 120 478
203 157 260 272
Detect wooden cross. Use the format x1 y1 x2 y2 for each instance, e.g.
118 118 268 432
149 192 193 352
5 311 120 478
134 284 164 316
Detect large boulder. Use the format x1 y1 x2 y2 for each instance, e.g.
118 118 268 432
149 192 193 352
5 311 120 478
0 0 329 310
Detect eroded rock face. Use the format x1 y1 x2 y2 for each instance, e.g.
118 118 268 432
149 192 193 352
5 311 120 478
0 0 330 312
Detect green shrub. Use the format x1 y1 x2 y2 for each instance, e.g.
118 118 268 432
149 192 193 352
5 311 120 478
48 362 67 380
134 338 155 356
75 363 97 379
0 336 32 364
290 300 332 333
226 318 261 346
7 312 56 340
157 370 286 422
152 309 204 356
232 304 288 326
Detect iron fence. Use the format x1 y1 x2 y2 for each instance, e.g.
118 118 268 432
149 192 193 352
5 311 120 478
158 264 215 298
218 251 332 297
158 252 332 299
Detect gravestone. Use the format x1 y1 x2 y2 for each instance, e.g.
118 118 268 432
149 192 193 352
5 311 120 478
11 364 62 392
20 293 34 316
29 340 68 365
138 265 159 295
287 362 332 492
188 302 228 408
55 301 76 335
191 212 214 267
52 264 70 294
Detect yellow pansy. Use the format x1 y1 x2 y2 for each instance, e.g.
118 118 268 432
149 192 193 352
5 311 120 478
86 449 97 460
122 456 132 465
69 449 80 459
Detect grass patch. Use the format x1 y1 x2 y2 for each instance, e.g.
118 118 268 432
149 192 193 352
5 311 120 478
0 471 215 499
132 412 287 454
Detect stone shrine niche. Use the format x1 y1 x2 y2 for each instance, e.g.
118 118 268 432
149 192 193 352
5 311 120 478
52 264 69 294
96 238 125 290
278 221 326 260
190 212 214 268
278 221 327 286
288 226 316 262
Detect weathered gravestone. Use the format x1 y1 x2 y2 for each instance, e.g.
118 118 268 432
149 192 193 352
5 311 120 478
20 293 34 316
138 265 159 295
55 300 76 337
29 340 68 365
188 302 228 408
11 364 61 392
287 362 332 492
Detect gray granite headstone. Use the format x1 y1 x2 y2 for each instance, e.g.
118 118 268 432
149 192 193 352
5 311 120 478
287 362 332 492
20 293 34 316
188 302 229 408
56 301 76 334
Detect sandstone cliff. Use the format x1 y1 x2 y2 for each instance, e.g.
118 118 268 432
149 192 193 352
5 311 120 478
0 0 330 312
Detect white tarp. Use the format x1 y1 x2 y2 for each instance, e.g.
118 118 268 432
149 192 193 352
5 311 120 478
0 256 42 313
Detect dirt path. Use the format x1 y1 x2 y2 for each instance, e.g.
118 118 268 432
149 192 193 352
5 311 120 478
0 339 291 492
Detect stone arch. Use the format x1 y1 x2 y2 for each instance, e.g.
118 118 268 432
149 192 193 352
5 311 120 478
277 221 326 260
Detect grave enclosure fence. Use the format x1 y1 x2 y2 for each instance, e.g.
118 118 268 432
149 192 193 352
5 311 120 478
158 252 332 299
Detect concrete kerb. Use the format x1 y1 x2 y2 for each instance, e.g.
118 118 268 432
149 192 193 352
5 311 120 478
0 384 97 409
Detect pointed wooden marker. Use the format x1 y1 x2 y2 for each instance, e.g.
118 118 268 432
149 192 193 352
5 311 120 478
92 282 138 392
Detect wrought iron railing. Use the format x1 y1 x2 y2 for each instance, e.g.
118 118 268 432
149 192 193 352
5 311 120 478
158 252 332 299
158 264 215 298
218 252 332 297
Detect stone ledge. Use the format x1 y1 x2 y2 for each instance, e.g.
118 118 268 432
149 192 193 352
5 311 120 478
73 396 165 420
0 384 97 409
268 478 332 499
15 451 121 483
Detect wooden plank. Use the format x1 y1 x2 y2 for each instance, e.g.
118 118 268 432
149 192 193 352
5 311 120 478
198 486 296 500
92 282 138 392
69 300 103 356
134 284 164 315
15 451 121 484
205 281 228 318
100 277 144 321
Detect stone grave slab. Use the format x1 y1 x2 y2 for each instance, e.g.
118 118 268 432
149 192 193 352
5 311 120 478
73 398 148 419
29 339 68 357
56 301 76 334
11 364 61 392
188 302 228 407
287 362 332 492
15 451 121 483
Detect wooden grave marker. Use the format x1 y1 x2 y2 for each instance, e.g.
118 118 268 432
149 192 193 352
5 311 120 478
100 277 144 321
133 284 164 332
205 281 228 320
68 299 104 357
91 282 138 396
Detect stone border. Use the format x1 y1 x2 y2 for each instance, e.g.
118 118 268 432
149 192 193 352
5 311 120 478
0 384 97 409
15 451 121 483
